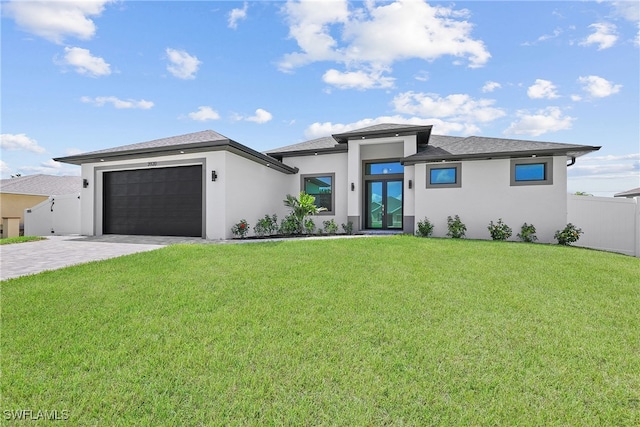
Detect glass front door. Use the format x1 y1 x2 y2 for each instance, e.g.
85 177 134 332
366 180 403 229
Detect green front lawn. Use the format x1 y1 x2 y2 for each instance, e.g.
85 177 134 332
0 236 46 245
2 236 639 425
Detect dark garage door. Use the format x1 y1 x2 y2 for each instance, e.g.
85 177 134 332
103 165 203 237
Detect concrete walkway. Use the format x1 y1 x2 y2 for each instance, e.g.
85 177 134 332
0 236 169 281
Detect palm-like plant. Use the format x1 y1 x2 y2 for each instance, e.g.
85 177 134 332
283 192 326 234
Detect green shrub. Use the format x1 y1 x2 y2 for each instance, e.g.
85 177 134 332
555 223 583 246
304 218 316 235
283 192 326 234
280 215 298 236
517 223 538 243
323 219 339 235
253 214 278 237
341 221 354 235
487 218 512 241
231 219 250 238
446 215 467 239
416 217 434 237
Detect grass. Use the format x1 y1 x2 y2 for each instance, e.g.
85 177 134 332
2 236 639 425
0 236 46 245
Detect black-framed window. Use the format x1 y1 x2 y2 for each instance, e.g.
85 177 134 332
510 158 553 186
426 163 461 188
301 173 334 214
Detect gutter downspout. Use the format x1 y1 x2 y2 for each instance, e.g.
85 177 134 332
567 156 576 167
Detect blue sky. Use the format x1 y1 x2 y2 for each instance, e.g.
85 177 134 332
1 0 638 196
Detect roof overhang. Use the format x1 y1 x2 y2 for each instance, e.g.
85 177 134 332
402 146 601 165
267 144 348 160
332 125 432 144
54 139 299 174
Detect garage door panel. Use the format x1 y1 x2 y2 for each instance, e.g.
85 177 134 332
103 165 202 237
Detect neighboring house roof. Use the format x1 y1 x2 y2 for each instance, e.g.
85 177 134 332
54 130 298 174
614 187 640 198
0 174 81 196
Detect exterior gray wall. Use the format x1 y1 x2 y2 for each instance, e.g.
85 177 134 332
282 152 349 231
347 135 418 231
414 156 568 243
223 151 292 239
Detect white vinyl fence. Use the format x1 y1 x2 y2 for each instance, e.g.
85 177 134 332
567 194 639 257
24 194 81 236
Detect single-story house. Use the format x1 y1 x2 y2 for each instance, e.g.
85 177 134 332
54 124 600 242
0 174 81 237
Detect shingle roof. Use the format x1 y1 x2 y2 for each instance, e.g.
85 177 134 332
265 136 343 155
332 123 432 143
0 174 81 196
61 130 229 158
266 123 434 156
54 130 298 174
267 127 600 162
404 135 601 163
614 187 640 198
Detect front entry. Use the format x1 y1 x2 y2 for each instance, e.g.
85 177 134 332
365 180 403 229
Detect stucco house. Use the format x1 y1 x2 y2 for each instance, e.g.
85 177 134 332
54 123 600 242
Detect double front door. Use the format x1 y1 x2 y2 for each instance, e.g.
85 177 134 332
365 180 403 229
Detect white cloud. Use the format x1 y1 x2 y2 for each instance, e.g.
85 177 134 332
522 27 568 46
81 96 154 109
578 75 622 98
414 71 429 82
392 91 506 124
610 1 639 22
0 133 46 153
527 79 560 99
3 0 113 44
504 107 575 136
304 115 479 140
582 153 640 162
165 48 201 80
568 159 639 179
580 22 618 50
0 160 10 175
322 68 395 90
279 0 349 71
233 109 274 124
279 0 490 87
61 47 111 77
20 159 80 176
609 1 640 46
246 108 273 124
187 106 220 122
228 2 248 29
482 81 501 93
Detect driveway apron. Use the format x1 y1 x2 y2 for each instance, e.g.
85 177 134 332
0 236 167 281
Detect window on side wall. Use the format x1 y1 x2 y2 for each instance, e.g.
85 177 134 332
426 163 461 188
510 158 553 186
301 173 334 214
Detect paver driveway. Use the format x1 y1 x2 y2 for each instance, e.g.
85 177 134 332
0 236 172 281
